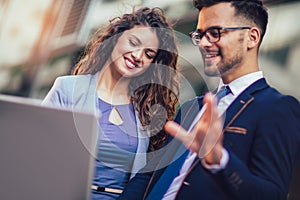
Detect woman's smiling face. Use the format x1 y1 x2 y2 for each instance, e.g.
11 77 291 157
109 25 159 78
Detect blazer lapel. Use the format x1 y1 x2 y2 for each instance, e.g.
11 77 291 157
72 72 99 115
154 96 204 170
224 78 269 128
144 97 204 198
130 109 149 178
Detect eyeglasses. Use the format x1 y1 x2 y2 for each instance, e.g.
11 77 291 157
189 26 251 45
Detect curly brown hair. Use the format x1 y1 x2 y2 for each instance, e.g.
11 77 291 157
72 7 179 152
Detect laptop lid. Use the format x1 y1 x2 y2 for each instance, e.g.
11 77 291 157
0 94 97 200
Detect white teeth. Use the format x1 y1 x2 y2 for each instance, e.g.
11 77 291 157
125 59 136 68
206 54 218 58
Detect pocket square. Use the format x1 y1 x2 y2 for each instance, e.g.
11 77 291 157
224 126 247 134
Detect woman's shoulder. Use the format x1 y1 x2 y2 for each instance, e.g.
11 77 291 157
53 73 97 86
55 73 93 82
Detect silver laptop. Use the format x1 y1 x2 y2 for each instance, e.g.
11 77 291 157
0 94 98 200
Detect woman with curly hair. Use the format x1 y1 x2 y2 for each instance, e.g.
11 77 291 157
42 7 179 199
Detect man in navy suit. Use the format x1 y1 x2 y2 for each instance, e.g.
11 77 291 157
118 0 300 199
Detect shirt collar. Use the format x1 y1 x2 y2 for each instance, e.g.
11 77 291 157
218 71 264 96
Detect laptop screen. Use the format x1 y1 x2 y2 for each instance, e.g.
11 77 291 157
0 94 97 200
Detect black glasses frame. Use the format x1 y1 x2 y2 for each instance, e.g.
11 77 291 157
189 26 251 45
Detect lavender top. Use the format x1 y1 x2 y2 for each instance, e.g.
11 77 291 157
92 98 138 200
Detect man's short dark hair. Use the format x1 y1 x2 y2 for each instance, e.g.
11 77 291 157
193 0 268 45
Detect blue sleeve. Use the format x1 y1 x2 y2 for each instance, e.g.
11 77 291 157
42 76 73 109
221 96 300 199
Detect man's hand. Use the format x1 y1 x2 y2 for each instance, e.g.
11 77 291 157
165 93 224 164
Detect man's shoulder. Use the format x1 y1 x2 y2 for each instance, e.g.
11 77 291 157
180 96 204 110
244 81 300 115
174 96 204 126
254 83 298 104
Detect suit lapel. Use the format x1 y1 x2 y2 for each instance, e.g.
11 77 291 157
154 96 204 170
176 96 204 130
144 97 204 199
224 78 268 128
223 92 254 128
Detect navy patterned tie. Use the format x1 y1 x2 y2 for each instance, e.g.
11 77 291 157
216 85 231 104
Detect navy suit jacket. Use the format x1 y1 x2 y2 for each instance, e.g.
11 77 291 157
119 78 300 200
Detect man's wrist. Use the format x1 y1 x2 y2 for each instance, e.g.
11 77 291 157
203 144 224 165
201 148 229 173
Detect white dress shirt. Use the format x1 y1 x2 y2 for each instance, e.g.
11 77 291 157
162 71 264 199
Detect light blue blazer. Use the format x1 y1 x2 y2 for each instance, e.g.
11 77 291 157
42 72 150 178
